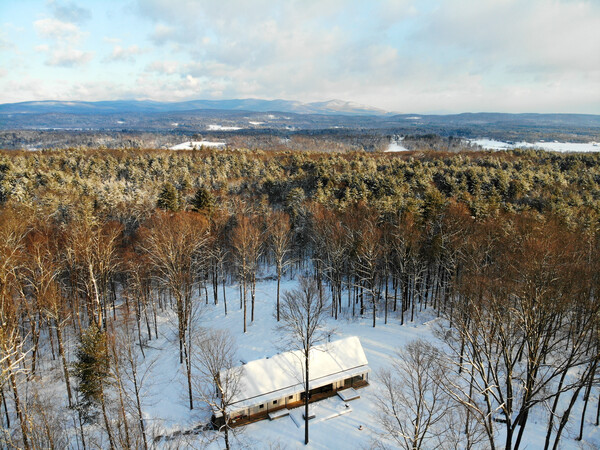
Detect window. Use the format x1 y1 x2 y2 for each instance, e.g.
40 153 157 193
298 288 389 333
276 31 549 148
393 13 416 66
289 395 293 400
273 400 278 405
259 404 264 409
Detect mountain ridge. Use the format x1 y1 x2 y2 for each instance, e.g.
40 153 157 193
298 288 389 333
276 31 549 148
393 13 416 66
0 98 391 116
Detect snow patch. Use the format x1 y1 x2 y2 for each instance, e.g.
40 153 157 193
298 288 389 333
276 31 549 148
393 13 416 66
471 138 600 153
169 140 225 150
208 124 242 131
385 136 409 152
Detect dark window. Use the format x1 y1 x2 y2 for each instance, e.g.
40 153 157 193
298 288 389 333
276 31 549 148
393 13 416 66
289 395 293 400
273 400 278 405
259 404 264 409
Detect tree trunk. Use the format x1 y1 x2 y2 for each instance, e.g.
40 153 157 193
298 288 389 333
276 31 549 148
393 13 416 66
223 277 228 316
1 385 9 428
251 273 256 323
130 354 148 450
8 358 30 450
243 276 247 333
56 320 74 408
305 350 310 445
577 358 598 441
384 274 388 325
100 388 116 450
276 265 281 322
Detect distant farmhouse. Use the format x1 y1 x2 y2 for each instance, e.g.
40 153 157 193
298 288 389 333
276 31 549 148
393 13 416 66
213 336 370 427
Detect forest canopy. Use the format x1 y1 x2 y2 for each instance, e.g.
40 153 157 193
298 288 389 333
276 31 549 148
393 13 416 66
2 146 600 449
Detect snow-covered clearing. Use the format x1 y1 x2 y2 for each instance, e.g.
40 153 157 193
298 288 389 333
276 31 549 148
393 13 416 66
471 138 600 152
21 275 600 449
385 136 409 152
170 141 225 150
208 125 242 131
135 276 600 449
139 277 436 448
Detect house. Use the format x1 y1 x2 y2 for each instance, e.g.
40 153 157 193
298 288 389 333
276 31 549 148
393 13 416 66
213 336 370 427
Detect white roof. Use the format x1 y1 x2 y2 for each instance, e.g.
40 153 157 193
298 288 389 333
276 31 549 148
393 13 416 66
225 336 369 413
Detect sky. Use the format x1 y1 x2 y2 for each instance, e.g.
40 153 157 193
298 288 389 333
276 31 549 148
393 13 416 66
0 0 599 114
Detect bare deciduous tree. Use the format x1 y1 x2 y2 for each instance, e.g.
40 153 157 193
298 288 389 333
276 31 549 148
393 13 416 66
375 340 453 450
231 214 262 333
138 211 209 410
277 277 328 445
266 210 292 322
192 328 242 450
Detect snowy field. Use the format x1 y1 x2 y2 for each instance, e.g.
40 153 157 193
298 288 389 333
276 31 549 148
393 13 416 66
169 141 226 150
470 138 600 152
208 125 242 131
385 136 409 152
124 275 600 449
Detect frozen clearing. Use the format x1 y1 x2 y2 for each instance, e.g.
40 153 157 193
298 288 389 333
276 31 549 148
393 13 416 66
169 140 225 150
385 136 409 152
208 124 242 131
134 276 600 449
471 138 600 152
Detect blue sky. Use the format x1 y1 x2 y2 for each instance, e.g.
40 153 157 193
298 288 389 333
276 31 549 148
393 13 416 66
0 0 599 113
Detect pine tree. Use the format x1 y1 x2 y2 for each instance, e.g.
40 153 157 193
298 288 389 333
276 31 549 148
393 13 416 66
191 187 215 212
72 325 111 419
157 182 180 211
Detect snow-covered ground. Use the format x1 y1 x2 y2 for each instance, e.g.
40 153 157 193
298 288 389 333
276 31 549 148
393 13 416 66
471 138 600 152
143 278 437 448
134 276 600 449
169 140 226 150
208 124 242 131
385 136 409 152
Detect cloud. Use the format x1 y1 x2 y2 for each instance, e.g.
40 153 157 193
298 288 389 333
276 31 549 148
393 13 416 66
126 0 600 112
45 48 94 67
0 29 15 51
103 37 121 44
34 17 85 43
35 42 92 67
149 24 178 45
48 0 91 24
146 60 179 74
34 16 93 67
415 0 600 75
105 45 145 62
2 0 598 112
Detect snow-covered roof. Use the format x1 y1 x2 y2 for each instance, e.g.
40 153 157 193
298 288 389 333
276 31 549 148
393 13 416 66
225 336 369 412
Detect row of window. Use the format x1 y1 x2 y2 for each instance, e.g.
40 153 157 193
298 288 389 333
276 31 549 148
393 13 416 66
259 395 295 410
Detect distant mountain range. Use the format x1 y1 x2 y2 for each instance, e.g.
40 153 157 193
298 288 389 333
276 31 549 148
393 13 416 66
1 99 599 143
0 99 391 116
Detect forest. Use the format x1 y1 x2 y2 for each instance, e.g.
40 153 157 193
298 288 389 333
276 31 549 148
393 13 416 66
2 146 600 448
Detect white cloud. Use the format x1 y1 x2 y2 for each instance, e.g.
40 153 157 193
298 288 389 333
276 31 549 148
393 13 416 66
48 0 91 24
149 24 178 45
146 60 179 74
105 45 145 62
45 48 94 67
103 37 121 44
416 0 600 75
127 0 600 112
0 30 14 51
34 17 85 43
2 0 597 112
